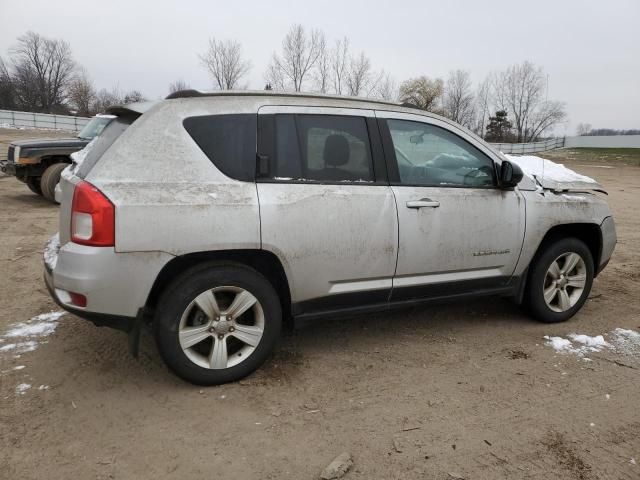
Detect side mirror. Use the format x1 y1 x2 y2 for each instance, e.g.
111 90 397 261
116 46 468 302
500 160 524 188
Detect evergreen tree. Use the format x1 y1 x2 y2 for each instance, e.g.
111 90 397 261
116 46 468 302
484 110 513 142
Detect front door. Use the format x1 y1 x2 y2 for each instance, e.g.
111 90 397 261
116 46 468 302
377 112 525 300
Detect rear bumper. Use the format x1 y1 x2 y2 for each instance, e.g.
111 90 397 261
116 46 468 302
44 267 135 332
43 234 174 329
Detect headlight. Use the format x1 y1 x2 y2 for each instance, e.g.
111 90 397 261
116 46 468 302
13 146 20 162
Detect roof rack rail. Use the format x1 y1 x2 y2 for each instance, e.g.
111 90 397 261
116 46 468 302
163 89 402 108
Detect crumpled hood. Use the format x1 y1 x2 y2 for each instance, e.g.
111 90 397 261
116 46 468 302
505 154 606 193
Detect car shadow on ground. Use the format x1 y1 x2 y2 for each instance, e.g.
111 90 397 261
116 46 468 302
3 190 57 208
68 295 532 388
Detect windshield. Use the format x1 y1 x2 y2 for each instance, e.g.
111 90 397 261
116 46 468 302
77 116 114 140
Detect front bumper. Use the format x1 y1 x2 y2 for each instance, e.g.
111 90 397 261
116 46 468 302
0 160 17 176
598 216 616 274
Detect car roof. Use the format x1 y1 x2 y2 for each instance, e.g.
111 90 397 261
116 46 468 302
107 90 487 149
164 89 439 117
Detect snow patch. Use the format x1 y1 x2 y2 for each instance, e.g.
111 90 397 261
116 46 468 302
70 137 97 170
43 233 60 271
505 154 598 186
0 341 38 353
568 334 608 349
1 311 65 356
16 383 31 395
610 328 640 358
5 311 65 338
544 328 640 361
545 336 574 352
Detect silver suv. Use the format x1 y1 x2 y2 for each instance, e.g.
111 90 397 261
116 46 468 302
44 91 616 385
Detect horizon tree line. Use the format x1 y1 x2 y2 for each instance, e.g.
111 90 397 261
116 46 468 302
0 27 594 142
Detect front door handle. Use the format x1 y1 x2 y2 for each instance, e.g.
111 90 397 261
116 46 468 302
406 198 440 209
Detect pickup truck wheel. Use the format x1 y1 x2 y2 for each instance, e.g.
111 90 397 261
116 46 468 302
154 263 282 385
40 163 68 203
525 238 594 323
26 176 43 196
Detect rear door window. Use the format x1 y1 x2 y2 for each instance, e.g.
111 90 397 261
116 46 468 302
183 114 257 182
259 114 375 183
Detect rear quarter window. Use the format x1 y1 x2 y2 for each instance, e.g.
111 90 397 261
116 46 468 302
183 114 257 182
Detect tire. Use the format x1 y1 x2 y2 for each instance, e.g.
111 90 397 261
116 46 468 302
40 163 68 203
26 176 43 196
525 237 594 323
154 262 282 385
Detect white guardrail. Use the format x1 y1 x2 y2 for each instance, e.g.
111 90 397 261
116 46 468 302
489 137 565 154
0 109 91 132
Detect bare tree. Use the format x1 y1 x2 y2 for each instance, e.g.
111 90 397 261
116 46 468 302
493 61 565 142
68 69 96 116
92 87 123 113
576 122 592 136
123 90 145 104
313 35 330 93
200 38 251 90
443 69 475 127
169 79 190 94
330 37 349 95
398 76 444 112
526 100 566 140
264 60 287 91
0 56 15 110
371 70 398 101
265 24 324 92
10 31 75 113
474 75 492 138
346 51 373 96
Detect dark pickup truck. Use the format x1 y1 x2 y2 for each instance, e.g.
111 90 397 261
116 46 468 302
1 115 113 202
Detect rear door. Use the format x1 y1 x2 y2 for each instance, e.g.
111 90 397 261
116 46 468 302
256 106 397 314
377 111 525 300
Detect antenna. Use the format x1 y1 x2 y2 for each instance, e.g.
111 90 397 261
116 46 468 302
546 74 549 102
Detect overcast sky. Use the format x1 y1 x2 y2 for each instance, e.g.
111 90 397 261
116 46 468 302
1 0 638 133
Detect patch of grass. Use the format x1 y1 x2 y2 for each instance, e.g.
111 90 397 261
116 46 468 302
542 148 640 166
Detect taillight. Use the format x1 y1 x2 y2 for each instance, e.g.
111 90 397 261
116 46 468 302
71 181 115 246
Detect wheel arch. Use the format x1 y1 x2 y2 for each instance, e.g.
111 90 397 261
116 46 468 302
40 154 72 168
530 222 602 276
146 249 292 323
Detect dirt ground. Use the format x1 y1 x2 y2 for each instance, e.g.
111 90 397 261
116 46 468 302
1 129 639 480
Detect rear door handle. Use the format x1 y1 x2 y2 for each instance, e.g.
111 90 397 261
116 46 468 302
406 198 440 209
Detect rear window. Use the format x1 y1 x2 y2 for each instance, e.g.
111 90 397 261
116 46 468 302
77 117 132 178
183 114 257 182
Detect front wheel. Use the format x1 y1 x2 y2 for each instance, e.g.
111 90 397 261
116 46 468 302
525 238 594 323
40 163 68 203
154 263 282 385
26 176 43 196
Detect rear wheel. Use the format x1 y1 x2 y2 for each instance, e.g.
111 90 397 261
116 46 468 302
25 176 43 196
40 163 68 203
154 263 282 385
525 238 594 323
